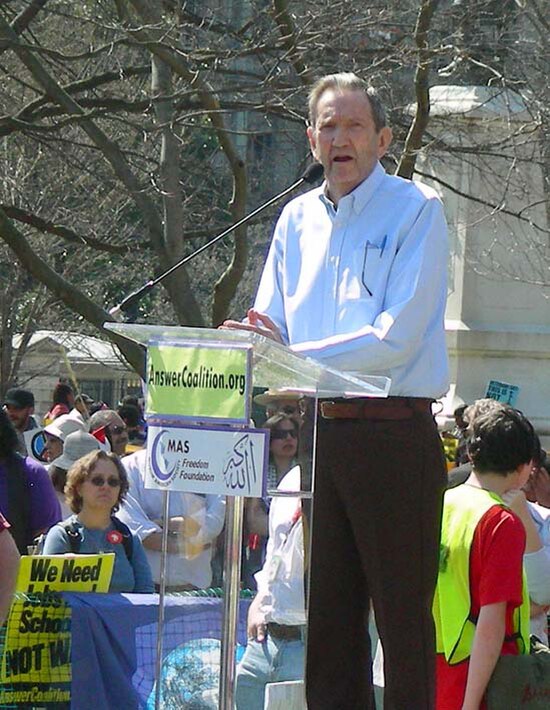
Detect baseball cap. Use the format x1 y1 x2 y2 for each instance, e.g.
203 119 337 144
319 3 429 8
4 388 35 409
51 430 101 470
44 414 85 441
75 393 94 404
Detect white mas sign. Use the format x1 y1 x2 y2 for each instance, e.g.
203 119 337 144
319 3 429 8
145 423 269 497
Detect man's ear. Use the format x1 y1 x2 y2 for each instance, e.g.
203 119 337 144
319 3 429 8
377 126 393 159
307 125 319 160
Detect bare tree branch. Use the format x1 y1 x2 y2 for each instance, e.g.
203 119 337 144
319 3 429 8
270 0 313 85
0 203 140 253
396 0 440 179
0 207 146 375
0 0 50 57
126 0 248 326
415 169 550 234
0 11 204 325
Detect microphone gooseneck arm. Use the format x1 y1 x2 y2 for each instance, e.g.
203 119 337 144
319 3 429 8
109 162 324 319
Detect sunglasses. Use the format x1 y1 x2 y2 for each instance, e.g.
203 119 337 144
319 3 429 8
89 476 121 488
271 429 298 440
109 425 126 435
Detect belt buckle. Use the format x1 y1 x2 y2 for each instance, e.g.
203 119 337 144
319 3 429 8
320 401 335 419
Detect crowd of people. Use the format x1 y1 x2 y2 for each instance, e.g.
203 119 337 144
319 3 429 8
1 379 550 707
0 381 232 596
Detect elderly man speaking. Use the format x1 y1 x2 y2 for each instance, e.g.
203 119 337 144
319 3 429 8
224 72 449 709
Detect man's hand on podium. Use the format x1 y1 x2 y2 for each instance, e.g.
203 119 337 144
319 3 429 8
220 309 284 345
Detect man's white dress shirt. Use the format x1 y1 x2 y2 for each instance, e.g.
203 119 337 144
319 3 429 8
525 501 550 643
254 162 449 398
255 465 305 626
118 449 226 588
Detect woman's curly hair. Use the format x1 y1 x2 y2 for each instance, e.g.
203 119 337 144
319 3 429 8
64 450 129 513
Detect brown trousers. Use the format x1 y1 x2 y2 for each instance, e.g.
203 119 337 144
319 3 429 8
304 402 446 710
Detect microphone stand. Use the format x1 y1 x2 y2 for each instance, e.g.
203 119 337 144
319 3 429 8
109 163 324 321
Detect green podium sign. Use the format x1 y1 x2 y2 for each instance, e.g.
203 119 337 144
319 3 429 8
146 341 251 423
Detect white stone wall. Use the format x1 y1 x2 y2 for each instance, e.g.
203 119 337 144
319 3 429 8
418 86 550 443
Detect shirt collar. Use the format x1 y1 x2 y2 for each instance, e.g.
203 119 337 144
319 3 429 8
318 161 386 215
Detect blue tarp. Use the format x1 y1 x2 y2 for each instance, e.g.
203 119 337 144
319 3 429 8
66 593 249 710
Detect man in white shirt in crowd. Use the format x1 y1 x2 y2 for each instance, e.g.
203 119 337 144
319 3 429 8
117 449 226 591
224 72 449 709
235 465 304 709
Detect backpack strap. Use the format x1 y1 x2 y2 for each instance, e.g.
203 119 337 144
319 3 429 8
60 520 82 554
59 517 133 561
111 516 133 562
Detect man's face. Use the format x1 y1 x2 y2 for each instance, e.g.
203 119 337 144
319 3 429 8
3 404 33 431
104 413 129 456
307 89 392 204
44 434 63 463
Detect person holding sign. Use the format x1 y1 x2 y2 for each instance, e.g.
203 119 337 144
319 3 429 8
223 73 449 708
0 512 19 624
42 450 153 593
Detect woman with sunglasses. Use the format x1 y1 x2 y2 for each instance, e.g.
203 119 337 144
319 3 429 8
41 450 153 593
265 415 299 489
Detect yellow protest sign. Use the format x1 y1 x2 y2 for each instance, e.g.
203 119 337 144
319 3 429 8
146 342 251 421
1 596 72 684
15 554 114 594
0 554 114 686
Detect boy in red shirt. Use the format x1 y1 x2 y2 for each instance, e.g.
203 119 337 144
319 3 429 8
433 406 536 709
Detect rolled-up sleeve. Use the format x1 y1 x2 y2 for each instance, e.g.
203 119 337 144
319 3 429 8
524 548 550 605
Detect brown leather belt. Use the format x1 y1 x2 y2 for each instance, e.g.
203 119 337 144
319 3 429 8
320 397 434 421
267 622 304 641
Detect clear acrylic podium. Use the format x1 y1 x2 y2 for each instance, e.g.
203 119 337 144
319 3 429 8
106 323 390 709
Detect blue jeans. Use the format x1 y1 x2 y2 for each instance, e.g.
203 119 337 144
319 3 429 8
235 635 305 710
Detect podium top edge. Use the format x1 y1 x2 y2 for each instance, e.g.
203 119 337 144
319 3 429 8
104 322 391 398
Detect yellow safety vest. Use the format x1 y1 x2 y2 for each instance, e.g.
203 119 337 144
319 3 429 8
433 484 530 664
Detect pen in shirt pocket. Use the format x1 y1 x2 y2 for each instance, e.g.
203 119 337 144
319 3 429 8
380 235 388 257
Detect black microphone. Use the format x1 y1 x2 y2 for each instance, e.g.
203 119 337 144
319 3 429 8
301 162 324 184
109 163 324 320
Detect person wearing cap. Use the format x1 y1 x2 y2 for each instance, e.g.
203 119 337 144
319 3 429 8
0 408 61 554
65 393 94 428
43 414 86 464
3 388 39 456
253 390 302 420
49 430 101 517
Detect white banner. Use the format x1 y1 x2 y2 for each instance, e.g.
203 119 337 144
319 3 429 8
145 423 269 497
23 428 48 463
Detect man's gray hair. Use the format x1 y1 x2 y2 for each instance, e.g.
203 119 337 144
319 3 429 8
308 73 387 132
463 398 505 435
